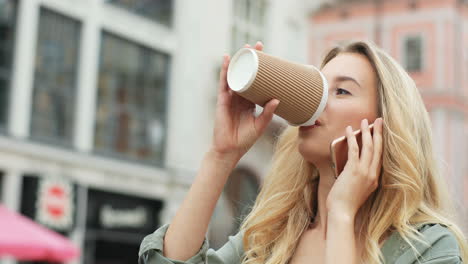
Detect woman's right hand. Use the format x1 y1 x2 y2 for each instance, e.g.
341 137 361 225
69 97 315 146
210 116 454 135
211 41 280 162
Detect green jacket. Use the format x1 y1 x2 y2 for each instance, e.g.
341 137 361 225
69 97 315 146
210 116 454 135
139 223 463 263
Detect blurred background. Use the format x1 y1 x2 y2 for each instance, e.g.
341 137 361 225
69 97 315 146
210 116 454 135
0 0 466 263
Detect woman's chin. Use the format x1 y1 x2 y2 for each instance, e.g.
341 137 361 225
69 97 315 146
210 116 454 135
297 142 329 164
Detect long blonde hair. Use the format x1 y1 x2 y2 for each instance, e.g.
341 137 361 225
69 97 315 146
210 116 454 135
239 40 468 263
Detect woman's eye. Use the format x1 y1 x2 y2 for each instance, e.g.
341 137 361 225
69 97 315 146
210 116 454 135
336 88 351 95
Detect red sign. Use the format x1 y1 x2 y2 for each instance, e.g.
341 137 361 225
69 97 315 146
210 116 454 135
36 178 73 230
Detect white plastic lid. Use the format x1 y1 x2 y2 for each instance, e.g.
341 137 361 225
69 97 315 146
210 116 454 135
227 48 259 92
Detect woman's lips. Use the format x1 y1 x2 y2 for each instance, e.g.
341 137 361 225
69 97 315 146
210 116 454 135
299 120 322 132
299 124 319 132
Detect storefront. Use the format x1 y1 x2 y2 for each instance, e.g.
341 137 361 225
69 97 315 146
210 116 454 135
84 188 164 264
16 175 78 264
15 174 164 264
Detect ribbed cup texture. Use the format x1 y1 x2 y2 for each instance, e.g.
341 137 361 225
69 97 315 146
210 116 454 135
236 50 325 125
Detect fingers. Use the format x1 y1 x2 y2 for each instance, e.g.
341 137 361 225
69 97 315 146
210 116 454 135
369 118 383 179
360 119 373 167
217 54 233 105
254 41 264 51
245 41 264 51
218 54 230 92
254 99 280 133
346 125 359 165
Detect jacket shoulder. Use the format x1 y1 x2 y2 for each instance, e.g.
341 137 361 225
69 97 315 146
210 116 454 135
392 223 463 263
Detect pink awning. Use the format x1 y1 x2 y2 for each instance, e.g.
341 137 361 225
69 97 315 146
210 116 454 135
0 204 80 262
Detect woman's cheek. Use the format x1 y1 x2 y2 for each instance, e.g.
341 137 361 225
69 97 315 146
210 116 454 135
333 102 369 125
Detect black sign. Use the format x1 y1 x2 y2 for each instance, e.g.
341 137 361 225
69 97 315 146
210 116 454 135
86 188 163 234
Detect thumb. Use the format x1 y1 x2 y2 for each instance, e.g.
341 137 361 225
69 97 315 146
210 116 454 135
255 99 280 133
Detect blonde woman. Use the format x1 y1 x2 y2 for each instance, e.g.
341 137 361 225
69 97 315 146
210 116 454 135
139 40 468 263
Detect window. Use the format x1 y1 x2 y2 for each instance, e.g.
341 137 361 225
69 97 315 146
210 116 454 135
403 35 423 72
94 33 170 166
0 0 18 129
231 0 268 53
209 168 260 249
105 0 173 27
30 9 81 146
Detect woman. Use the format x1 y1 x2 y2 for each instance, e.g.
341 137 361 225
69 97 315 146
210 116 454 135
139 40 468 263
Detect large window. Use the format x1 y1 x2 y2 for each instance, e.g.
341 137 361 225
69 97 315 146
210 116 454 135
209 168 260 249
30 8 81 146
0 0 18 129
403 35 423 72
231 0 267 53
105 0 173 27
95 33 169 166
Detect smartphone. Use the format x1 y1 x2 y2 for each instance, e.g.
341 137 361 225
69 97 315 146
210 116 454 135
330 123 375 178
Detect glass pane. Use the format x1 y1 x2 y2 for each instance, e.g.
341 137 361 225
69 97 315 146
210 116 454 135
209 169 260 249
0 78 9 125
252 0 267 26
231 0 267 53
106 0 173 27
404 36 422 72
95 33 170 166
231 25 237 53
0 0 17 128
245 0 252 22
30 9 81 145
231 25 246 52
0 0 16 69
233 0 246 19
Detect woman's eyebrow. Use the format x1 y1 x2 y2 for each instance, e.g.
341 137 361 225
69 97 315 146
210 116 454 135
335 75 361 88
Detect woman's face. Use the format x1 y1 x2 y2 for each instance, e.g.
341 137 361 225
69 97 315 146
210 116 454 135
298 52 379 165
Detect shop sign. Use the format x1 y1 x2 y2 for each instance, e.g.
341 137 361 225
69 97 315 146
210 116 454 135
99 205 148 229
35 178 74 230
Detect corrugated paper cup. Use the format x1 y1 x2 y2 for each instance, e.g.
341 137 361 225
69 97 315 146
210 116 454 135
227 48 328 126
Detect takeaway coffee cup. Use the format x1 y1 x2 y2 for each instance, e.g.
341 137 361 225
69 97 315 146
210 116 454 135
227 48 328 126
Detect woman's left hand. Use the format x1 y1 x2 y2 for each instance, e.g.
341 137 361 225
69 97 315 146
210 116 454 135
326 118 384 218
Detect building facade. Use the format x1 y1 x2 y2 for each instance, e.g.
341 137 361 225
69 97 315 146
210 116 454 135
0 0 315 263
310 0 468 234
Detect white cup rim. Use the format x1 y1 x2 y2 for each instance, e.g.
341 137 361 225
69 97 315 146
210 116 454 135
227 48 259 93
